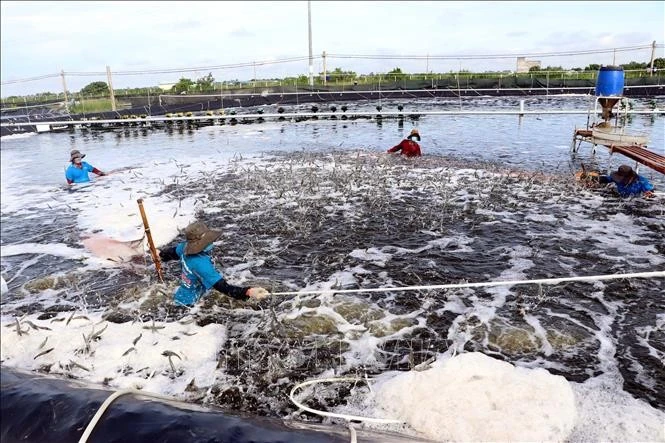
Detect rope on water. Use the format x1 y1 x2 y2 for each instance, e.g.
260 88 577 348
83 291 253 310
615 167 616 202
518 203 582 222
289 377 403 424
270 270 665 297
79 381 391 443
286 269 663 426
76 270 664 440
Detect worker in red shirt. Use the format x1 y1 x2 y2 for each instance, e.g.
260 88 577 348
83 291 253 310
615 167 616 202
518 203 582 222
387 129 422 157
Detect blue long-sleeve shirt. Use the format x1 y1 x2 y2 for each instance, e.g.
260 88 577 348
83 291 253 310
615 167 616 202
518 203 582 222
601 174 654 197
160 243 249 306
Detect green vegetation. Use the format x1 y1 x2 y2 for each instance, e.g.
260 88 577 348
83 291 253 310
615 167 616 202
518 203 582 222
2 58 664 107
172 77 195 94
196 72 215 91
69 98 116 114
80 81 110 96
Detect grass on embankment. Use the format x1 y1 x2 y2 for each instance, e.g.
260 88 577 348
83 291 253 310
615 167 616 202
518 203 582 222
70 98 129 114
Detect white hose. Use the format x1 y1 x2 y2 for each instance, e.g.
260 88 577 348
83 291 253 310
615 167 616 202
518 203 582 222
78 388 176 443
271 270 665 297
79 270 664 440
289 377 402 424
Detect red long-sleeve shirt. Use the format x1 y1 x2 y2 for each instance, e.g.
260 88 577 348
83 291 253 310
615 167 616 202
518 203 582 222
387 139 421 157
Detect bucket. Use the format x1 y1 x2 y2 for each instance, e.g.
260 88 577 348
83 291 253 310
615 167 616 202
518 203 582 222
595 66 624 96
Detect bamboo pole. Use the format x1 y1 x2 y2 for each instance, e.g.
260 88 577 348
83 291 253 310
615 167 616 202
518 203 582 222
137 198 164 282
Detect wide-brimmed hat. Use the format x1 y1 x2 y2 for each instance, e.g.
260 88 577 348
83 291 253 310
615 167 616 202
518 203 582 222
183 221 221 255
610 164 637 185
408 128 420 140
70 149 86 161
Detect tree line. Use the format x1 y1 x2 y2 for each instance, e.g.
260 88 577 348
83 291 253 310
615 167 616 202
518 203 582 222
3 58 664 104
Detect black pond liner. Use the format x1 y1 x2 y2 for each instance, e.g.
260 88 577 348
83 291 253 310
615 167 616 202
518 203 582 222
1 368 352 443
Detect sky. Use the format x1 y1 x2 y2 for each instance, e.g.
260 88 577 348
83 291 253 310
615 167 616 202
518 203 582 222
1 1 664 96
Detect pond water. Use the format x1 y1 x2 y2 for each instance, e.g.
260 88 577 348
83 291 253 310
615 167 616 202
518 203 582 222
1 96 664 441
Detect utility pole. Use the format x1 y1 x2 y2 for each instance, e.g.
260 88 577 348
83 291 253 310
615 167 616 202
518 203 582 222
649 40 656 76
106 65 117 111
322 51 327 85
308 0 314 87
612 48 616 65
60 70 69 113
253 61 257 89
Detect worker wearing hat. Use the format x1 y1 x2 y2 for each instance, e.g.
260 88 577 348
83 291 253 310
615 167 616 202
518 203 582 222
159 221 270 306
599 164 655 198
65 149 106 184
387 128 422 157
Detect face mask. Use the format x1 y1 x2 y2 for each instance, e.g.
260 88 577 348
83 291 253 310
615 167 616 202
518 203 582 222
410 136 420 142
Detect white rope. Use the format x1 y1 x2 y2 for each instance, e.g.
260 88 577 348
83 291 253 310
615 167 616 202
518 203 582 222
287 270 665 428
289 377 403 424
348 423 358 443
78 388 175 443
80 381 398 442
271 270 665 297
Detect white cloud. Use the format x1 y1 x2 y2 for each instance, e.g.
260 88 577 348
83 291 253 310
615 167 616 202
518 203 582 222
1 1 663 95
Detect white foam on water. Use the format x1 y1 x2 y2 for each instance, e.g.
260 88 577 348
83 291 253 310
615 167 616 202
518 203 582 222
335 352 664 442
634 313 665 364
2 114 664 439
0 139 275 274
525 213 558 223
0 242 89 260
349 247 392 267
0 311 225 396
568 376 665 442
372 352 577 442
559 212 665 267
0 132 36 141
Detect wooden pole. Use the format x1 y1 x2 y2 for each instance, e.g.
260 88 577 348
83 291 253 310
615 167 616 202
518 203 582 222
61 70 69 114
106 65 117 111
137 198 164 282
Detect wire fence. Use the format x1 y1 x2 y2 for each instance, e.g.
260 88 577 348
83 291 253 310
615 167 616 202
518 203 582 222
1 44 663 108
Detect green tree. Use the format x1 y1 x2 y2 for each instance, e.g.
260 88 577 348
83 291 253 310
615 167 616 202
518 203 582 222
584 64 601 71
172 77 195 93
653 58 665 69
387 67 403 74
328 67 357 80
621 61 648 70
80 81 110 96
196 72 215 91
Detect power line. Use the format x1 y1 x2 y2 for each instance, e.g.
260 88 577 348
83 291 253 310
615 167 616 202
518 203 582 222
1 44 660 85
327 44 661 61
1 56 317 84
1 73 60 85
66 56 317 77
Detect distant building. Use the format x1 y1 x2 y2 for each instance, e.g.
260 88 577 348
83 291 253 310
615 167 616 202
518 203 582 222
516 57 541 73
158 82 177 91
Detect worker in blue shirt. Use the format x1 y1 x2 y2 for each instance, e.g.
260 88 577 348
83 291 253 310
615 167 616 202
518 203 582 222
159 221 270 307
599 164 655 198
65 149 106 184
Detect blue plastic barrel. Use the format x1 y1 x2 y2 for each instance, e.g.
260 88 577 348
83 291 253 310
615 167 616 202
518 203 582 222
595 66 624 96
